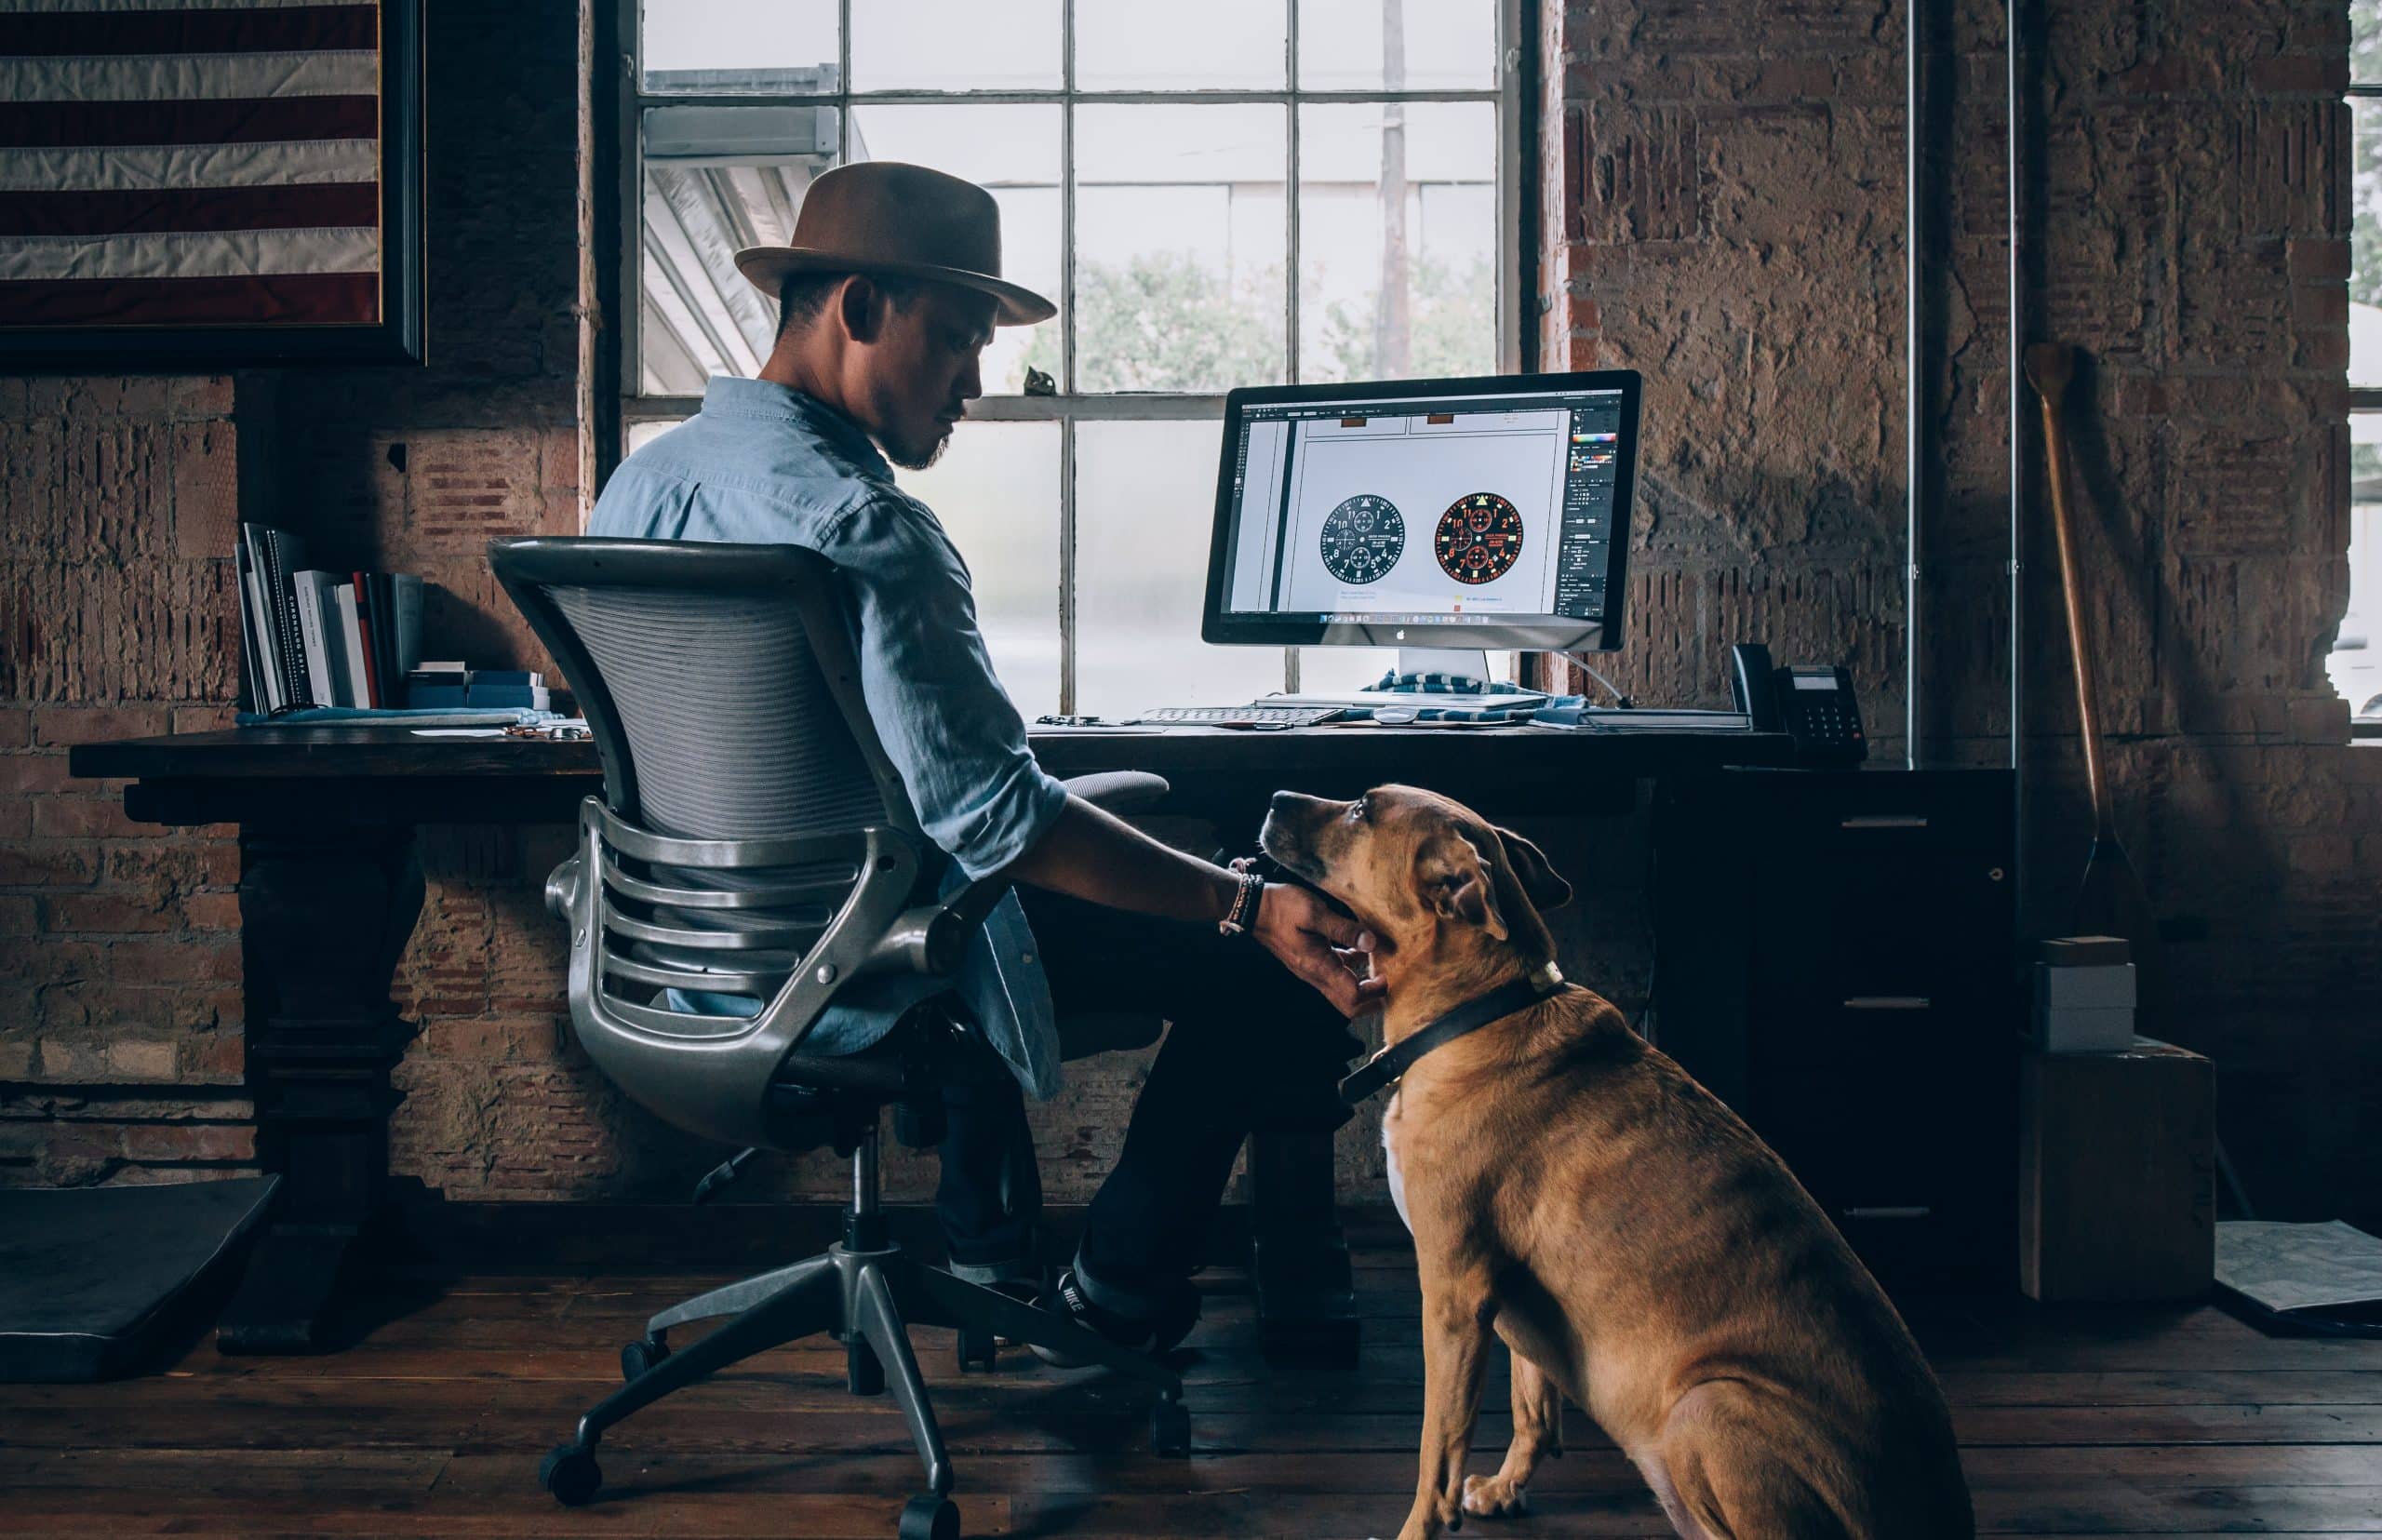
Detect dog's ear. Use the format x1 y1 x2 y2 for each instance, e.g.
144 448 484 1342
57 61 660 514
1492 824 1573 912
1416 833 1508 941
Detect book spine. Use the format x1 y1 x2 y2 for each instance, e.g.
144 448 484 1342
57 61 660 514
392 574 424 680
369 573 396 708
239 529 284 712
351 573 382 708
316 578 354 706
295 572 334 707
261 529 311 708
334 584 372 709
234 536 266 712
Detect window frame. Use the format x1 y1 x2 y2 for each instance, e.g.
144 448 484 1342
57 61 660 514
609 0 1537 714
2349 68 2381 736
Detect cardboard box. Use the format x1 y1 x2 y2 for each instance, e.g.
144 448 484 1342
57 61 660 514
2020 1038 2215 1302
2035 961 2136 1010
2032 1004 2135 1053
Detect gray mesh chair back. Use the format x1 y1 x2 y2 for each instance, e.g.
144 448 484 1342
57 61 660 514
490 537 990 1148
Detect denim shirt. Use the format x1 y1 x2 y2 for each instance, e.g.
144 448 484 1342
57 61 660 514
586 375 1068 1098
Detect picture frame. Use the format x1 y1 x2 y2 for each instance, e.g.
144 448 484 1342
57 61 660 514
0 0 424 369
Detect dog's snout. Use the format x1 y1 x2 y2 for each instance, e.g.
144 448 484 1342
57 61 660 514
1268 790 1329 819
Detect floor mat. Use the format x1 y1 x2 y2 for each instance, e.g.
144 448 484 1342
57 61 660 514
0 1174 278 1381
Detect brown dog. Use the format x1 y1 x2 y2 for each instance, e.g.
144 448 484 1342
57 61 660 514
1260 785 1974 1540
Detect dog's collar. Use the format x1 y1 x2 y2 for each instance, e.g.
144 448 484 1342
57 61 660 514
1338 961 1566 1105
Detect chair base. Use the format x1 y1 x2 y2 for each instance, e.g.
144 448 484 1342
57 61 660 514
538 1229 1187 1531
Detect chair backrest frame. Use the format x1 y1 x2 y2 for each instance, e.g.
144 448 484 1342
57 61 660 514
488 537 922 841
490 537 967 1146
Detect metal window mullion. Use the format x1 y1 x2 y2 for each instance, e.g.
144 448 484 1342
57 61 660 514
633 87 1501 110
1060 414 1078 715
1497 0 1524 373
838 0 851 100
1059 0 1078 713
619 0 643 441
1283 0 1302 694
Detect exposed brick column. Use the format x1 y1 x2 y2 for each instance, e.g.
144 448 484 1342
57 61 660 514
0 379 254 1187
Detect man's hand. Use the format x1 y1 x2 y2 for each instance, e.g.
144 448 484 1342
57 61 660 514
1253 882 1386 1018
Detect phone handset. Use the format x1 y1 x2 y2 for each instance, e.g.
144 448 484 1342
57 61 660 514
1731 642 1867 765
1730 642 1781 731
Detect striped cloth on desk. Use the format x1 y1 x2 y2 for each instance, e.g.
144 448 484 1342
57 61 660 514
0 0 385 328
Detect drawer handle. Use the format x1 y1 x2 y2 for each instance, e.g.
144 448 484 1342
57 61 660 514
1844 1206 1932 1221
1844 996 1931 1011
1840 814 1929 829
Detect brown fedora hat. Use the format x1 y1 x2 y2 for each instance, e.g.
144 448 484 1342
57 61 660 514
734 161 1054 327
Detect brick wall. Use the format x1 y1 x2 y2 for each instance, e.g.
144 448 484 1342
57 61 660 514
7 1 2375 1229
0 380 252 1185
1546 0 2381 1225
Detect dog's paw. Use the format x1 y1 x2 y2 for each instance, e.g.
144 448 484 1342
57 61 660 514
1461 1473 1530 1519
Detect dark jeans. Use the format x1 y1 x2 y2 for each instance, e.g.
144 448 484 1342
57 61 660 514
936 886 1359 1301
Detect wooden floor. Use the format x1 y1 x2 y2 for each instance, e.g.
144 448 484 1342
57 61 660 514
5 1211 2380 1538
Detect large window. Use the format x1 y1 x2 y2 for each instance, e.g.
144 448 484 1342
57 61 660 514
2342 2 2382 726
619 0 1526 716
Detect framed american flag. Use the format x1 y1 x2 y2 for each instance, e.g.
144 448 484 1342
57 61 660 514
0 0 422 368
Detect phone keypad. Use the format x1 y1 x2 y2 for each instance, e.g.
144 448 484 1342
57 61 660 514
1795 699 1863 744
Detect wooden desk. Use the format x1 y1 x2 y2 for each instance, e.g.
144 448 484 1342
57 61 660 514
72 723 1791 1356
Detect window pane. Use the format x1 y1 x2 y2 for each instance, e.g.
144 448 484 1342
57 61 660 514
2358 0 2382 87
1296 0 1496 91
641 0 837 94
1299 101 1499 382
1076 0 1286 90
894 422 1064 718
638 107 839 394
2356 98 2382 387
851 0 1061 89
1077 420 1286 715
1297 645 1397 693
1073 105 1288 393
624 419 689 455
850 105 1064 396
2334 437 2382 720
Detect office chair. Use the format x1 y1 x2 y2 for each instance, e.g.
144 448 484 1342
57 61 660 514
489 537 1185 1540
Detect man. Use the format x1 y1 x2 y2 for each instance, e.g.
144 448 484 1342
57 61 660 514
589 161 1376 1352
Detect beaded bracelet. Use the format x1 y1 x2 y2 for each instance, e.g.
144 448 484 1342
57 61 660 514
1217 869 1265 937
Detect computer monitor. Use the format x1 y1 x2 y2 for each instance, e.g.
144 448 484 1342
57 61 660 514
1202 369 1640 657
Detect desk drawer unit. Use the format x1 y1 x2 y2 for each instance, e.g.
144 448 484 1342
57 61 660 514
1651 769 2016 1290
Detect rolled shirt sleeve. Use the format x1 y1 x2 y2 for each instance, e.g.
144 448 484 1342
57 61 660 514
828 488 1071 881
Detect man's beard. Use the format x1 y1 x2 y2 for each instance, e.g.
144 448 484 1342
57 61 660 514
883 429 950 472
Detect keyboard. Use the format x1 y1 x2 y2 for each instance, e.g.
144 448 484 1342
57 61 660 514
1127 703 1350 729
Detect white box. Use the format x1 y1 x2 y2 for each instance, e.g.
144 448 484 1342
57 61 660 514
2035 962 2137 1011
2034 1005 2135 1053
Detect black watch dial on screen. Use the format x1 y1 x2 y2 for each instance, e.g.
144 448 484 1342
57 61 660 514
1318 493 1406 584
1435 492 1525 584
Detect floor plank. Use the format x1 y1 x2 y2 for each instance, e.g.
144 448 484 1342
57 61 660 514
1 1212 2376 1538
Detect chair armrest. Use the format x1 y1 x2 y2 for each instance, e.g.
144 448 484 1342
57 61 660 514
544 854 585 922
872 773 1169 978
866 903 977 976
1064 770 1170 814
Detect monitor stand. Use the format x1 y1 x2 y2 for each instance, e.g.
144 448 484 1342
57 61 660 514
1395 647 1495 687
1269 648 1543 711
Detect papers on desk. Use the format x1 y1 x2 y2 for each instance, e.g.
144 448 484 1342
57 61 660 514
412 718 589 740
1555 707 1753 733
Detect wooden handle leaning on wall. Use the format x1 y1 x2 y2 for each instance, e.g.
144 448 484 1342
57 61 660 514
2022 341 2116 843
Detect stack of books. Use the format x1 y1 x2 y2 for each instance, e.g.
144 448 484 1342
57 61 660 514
402 664 551 712
2031 936 2136 1052
235 523 423 712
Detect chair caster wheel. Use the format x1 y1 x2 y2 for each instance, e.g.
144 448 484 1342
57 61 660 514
957 1327 997 1373
621 1335 670 1381
539 1443 602 1507
1151 1397 1190 1457
898 1493 959 1540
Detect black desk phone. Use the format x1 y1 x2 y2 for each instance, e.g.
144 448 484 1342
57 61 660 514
1730 643 1867 765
